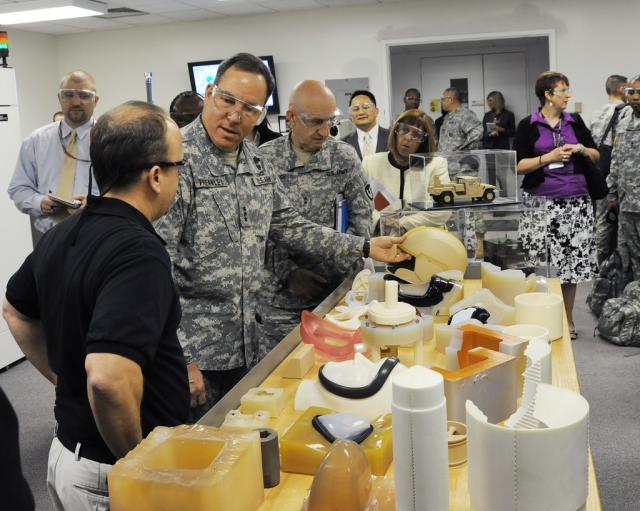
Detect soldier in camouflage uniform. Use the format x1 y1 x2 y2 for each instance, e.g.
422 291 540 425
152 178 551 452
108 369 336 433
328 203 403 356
438 87 485 256
589 74 629 264
155 53 408 414
607 75 640 279
258 81 371 350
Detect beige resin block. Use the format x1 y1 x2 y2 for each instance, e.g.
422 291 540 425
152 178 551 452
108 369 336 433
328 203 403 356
282 343 315 379
221 409 270 432
108 425 264 511
240 387 285 417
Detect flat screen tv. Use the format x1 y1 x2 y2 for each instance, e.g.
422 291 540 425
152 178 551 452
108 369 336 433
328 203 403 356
187 55 280 114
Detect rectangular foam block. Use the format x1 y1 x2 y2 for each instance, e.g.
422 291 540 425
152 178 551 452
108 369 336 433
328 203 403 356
108 425 264 511
280 406 393 476
220 409 270 432
281 343 315 379
240 387 285 417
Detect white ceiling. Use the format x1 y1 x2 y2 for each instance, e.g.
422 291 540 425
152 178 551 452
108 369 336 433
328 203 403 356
0 0 409 34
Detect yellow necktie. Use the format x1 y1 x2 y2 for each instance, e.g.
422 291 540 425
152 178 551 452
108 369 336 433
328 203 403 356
363 132 374 158
52 130 77 223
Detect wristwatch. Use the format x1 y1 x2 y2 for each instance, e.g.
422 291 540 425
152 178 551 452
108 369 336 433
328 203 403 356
363 239 371 258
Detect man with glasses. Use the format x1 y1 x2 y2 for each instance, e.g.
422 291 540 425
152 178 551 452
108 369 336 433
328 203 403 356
155 54 408 414
437 87 483 154
344 90 390 160
607 76 640 278
403 88 422 111
258 80 372 350
8 71 100 245
3 101 190 510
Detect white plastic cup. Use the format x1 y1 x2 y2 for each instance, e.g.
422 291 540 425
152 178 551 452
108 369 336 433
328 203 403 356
503 324 551 345
514 293 563 341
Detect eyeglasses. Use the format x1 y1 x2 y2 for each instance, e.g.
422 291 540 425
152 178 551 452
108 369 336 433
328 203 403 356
58 89 96 102
394 122 425 141
552 87 572 95
350 102 374 113
440 96 453 102
295 110 341 129
624 87 640 97
212 85 266 125
404 96 421 102
137 160 185 171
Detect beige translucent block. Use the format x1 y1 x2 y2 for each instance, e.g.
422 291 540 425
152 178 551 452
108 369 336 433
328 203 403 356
481 262 537 305
240 387 284 417
220 409 270 432
449 288 516 325
301 440 396 511
281 343 315 379
108 425 264 511
280 406 393 476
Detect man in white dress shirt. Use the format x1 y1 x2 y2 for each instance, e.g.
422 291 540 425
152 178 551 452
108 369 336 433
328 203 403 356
8 71 100 244
343 90 390 161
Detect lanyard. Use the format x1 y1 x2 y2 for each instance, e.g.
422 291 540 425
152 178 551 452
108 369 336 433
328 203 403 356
551 119 564 148
58 121 92 163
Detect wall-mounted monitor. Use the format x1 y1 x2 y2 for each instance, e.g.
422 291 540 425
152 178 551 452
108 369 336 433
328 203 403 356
187 55 280 115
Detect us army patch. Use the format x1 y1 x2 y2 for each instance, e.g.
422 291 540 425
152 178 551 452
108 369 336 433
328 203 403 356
197 177 226 188
252 175 274 186
365 183 374 201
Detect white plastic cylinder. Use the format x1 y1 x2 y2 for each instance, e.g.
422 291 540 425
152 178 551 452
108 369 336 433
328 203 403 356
392 365 449 511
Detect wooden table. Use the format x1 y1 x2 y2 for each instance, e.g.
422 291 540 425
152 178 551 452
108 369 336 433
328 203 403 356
236 279 601 510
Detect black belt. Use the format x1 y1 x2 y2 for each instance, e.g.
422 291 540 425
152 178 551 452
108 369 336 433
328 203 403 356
56 428 116 465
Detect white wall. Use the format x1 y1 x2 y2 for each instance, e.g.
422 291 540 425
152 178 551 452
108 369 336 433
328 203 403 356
11 0 640 133
6 29 60 137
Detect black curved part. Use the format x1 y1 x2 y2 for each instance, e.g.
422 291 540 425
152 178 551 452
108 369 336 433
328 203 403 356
312 415 374 444
398 275 457 307
447 306 491 325
318 357 400 399
386 256 416 276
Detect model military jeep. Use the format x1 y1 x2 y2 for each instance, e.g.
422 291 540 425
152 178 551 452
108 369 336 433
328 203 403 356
429 175 497 205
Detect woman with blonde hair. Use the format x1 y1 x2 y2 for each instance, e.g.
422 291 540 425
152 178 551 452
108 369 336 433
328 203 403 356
362 109 450 233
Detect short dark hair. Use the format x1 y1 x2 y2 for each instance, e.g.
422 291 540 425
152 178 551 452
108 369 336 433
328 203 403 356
404 88 420 98
169 90 203 113
349 89 377 107
214 53 275 104
91 101 170 193
534 71 570 106
445 87 461 101
605 75 628 95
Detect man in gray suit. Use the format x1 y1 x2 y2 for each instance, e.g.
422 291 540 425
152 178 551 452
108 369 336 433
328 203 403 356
343 90 390 160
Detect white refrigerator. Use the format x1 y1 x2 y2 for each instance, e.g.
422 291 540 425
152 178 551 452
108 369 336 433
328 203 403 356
0 66 32 368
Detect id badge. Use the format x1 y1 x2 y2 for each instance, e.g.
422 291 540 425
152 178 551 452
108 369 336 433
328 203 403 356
548 162 564 170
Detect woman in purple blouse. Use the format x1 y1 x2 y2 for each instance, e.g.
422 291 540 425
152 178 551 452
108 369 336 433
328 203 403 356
515 71 599 340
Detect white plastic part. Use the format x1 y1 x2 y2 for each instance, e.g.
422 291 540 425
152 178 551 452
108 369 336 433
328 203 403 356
466 383 589 511
325 303 374 331
480 262 537 305
366 272 387 304
392 366 449 511
449 288 516 325
294 354 407 421
514 292 564 341
240 387 284 418
503 324 551 345
368 281 416 325
435 320 482 354
221 409 271 432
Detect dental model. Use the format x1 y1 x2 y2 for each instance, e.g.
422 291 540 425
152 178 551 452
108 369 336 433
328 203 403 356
300 311 367 361
467 383 589 511
392 365 449 511
108 425 264 511
386 226 468 284
449 288 516 325
481 262 538 305
294 353 406 421
301 440 395 511
361 280 427 366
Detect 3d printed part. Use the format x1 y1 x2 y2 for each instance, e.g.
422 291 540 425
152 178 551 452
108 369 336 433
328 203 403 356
280 406 393 476
503 324 551 344
108 425 264 511
392 365 449 511
481 262 537 305
240 387 284 418
467 383 589 511
449 288 516 326
396 274 464 316
514 292 564 340
346 268 372 306
258 428 280 488
366 272 387 303
312 413 373 444
448 306 491 326
324 304 370 330
447 420 468 467
319 357 400 399
434 319 483 353
221 409 270 432
432 347 518 423
301 440 396 511
295 354 406 421
362 280 425 365
300 310 366 361
281 343 315 379
387 226 468 284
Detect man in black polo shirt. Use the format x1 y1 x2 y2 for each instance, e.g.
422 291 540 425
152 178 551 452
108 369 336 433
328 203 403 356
2 101 189 511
